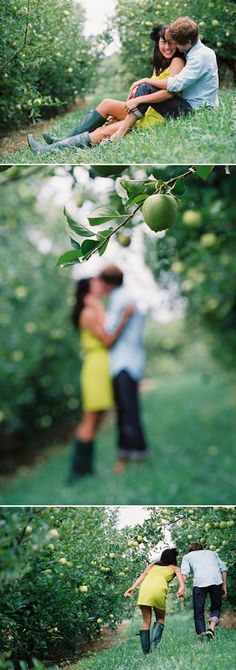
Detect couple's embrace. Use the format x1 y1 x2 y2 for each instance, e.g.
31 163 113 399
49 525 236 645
68 265 148 482
125 542 228 654
28 16 219 155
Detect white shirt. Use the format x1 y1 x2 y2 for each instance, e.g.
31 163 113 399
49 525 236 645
106 285 146 381
181 550 227 587
167 40 219 109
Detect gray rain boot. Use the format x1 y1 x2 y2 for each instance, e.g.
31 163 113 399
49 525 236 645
67 438 94 484
43 109 106 144
150 622 164 651
139 630 150 654
27 131 91 155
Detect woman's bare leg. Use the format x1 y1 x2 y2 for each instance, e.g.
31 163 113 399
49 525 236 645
90 120 125 144
110 112 138 139
140 606 152 630
75 411 103 441
96 98 127 121
153 608 165 625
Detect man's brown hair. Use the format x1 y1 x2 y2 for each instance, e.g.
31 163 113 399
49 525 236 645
188 542 204 553
166 17 199 45
99 265 123 288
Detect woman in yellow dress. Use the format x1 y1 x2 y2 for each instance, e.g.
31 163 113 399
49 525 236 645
68 276 134 482
124 548 185 654
28 26 186 154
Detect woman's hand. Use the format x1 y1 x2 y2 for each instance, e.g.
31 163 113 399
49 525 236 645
128 78 152 98
124 587 135 597
124 98 140 113
177 586 185 599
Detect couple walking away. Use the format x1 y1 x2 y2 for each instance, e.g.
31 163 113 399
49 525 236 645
27 16 219 155
68 265 148 482
125 542 227 654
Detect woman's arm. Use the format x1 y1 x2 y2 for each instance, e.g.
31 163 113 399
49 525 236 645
124 564 153 597
172 565 186 598
126 58 185 109
81 304 135 348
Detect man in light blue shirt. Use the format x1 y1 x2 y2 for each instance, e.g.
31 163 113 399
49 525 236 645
125 17 218 127
181 541 228 639
99 265 148 470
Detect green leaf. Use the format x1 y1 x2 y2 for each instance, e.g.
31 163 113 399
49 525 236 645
56 249 83 267
171 178 185 196
195 166 214 180
119 178 157 200
81 239 101 255
65 209 94 237
88 206 123 226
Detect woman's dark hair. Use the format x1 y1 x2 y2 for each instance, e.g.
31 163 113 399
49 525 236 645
155 548 179 566
72 278 91 329
150 24 184 74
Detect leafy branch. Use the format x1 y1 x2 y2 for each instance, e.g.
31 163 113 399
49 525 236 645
57 165 215 268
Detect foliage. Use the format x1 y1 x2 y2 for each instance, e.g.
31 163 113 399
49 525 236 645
142 507 236 608
0 507 142 662
144 165 236 364
0 0 106 131
114 0 236 81
0 168 81 455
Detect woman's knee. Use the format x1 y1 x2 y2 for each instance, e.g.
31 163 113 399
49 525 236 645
135 83 151 97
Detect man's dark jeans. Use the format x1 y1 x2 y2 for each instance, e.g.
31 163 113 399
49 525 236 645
193 584 222 635
134 83 192 119
113 370 148 460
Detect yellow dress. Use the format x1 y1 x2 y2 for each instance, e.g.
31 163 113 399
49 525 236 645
80 329 114 412
136 67 170 130
137 565 175 611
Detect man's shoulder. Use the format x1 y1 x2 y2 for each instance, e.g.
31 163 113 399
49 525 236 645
189 40 216 60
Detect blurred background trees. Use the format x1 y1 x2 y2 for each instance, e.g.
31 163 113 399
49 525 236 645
0 164 235 471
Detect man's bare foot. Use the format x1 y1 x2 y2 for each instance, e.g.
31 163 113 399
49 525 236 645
113 459 127 474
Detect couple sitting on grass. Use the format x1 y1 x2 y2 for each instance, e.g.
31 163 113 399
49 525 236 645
28 16 219 155
125 542 227 655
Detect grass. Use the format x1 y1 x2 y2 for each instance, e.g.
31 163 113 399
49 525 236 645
1 90 235 164
1 338 236 505
76 614 236 670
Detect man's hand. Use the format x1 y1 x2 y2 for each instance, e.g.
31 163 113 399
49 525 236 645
177 586 185 598
222 585 227 598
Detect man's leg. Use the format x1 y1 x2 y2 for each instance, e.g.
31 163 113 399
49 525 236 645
113 370 148 463
206 584 222 638
193 586 208 637
133 83 192 119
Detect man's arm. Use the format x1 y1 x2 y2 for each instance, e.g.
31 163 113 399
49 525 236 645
215 553 228 597
181 554 191 580
140 53 206 94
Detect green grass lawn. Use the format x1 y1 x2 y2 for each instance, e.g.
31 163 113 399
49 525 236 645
1 90 235 164
76 614 236 670
1 352 235 505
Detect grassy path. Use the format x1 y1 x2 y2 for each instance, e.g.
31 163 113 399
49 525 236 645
76 614 236 670
1 363 235 505
1 90 235 164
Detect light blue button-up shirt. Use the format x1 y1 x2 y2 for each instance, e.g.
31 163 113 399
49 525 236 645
168 40 219 109
181 550 227 587
106 285 146 381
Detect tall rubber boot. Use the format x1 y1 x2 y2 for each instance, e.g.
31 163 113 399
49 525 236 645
67 438 94 483
139 629 150 654
150 622 164 651
43 109 106 144
27 131 91 155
